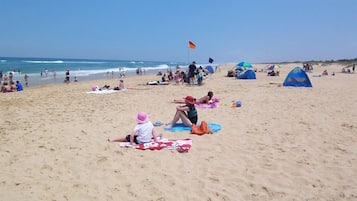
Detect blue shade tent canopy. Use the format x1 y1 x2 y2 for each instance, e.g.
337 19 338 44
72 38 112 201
237 69 256 79
205 65 214 74
283 67 312 87
236 61 253 68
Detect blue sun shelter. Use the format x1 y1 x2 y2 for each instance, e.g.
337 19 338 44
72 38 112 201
283 67 312 87
205 65 214 74
237 69 256 79
236 61 253 68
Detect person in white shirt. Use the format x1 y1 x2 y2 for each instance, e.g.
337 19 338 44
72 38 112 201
108 112 159 145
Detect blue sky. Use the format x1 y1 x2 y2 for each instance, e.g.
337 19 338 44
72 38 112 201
1 0 356 63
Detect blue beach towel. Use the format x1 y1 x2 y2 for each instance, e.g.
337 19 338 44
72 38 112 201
164 123 222 133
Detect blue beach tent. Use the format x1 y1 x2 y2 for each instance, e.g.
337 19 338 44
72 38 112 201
205 65 214 74
237 69 256 79
283 67 312 87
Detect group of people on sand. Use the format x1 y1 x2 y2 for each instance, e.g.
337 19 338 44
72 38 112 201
1 72 24 93
150 61 210 86
1 80 23 93
92 79 126 91
153 68 186 85
341 64 355 74
303 63 313 72
187 61 207 86
107 91 214 145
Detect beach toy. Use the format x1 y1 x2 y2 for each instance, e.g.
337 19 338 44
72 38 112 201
236 101 242 107
153 121 163 126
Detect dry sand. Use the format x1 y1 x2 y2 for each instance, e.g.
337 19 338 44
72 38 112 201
0 63 356 201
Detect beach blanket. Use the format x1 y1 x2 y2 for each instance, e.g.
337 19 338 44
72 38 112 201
164 122 222 133
195 102 219 109
86 89 119 94
194 97 220 109
119 138 192 153
146 81 169 85
86 88 129 94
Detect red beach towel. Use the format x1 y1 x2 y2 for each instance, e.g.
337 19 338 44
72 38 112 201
119 138 192 153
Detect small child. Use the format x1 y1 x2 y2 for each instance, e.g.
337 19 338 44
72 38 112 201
108 112 159 145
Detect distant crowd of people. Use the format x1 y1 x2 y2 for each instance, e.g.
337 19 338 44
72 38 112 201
153 61 210 86
342 64 355 74
303 63 313 72
0 71 24 93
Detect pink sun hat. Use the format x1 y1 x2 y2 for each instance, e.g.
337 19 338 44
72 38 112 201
92 85 98 91
135 112 149 123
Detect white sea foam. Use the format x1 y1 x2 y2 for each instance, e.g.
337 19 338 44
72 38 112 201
64 61 107 64
22 60 107 64
24 60 64 64
143 64 170 71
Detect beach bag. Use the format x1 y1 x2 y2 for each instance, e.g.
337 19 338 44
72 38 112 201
191 121 212 135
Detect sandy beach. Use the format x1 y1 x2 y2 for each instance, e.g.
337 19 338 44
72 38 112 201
0 63 356 201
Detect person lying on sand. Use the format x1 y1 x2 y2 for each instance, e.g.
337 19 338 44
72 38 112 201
146 80 169 85
173 91 214 104
91 84 111 91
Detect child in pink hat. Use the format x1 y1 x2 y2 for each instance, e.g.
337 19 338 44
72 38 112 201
108 112 160 145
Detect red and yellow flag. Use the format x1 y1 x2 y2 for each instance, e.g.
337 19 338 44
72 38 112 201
188 41 196 49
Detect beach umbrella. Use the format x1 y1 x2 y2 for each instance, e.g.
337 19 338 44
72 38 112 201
236 61 253 68
267 64 281 71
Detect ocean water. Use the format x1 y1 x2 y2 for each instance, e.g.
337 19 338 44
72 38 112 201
0 57 192 86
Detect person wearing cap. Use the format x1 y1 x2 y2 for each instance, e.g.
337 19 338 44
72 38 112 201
107 112 159 145
166 96 198 129
188 61 197 86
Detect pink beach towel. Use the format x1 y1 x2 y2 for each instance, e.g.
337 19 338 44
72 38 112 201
195 97 220 109
119 138 192 153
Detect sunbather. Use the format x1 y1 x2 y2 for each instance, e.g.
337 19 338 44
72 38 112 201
197 91 214 104
173 91 214 104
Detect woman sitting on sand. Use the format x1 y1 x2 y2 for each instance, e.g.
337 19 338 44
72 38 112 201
166 96 198 129
10 81 17 91
114 79 126 90
173 91 214 104
118 79 125 89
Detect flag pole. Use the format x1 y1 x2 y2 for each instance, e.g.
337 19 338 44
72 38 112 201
187 40 196 64
187 46 190 64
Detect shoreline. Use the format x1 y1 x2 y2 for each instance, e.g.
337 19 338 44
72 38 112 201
8 67 181 89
